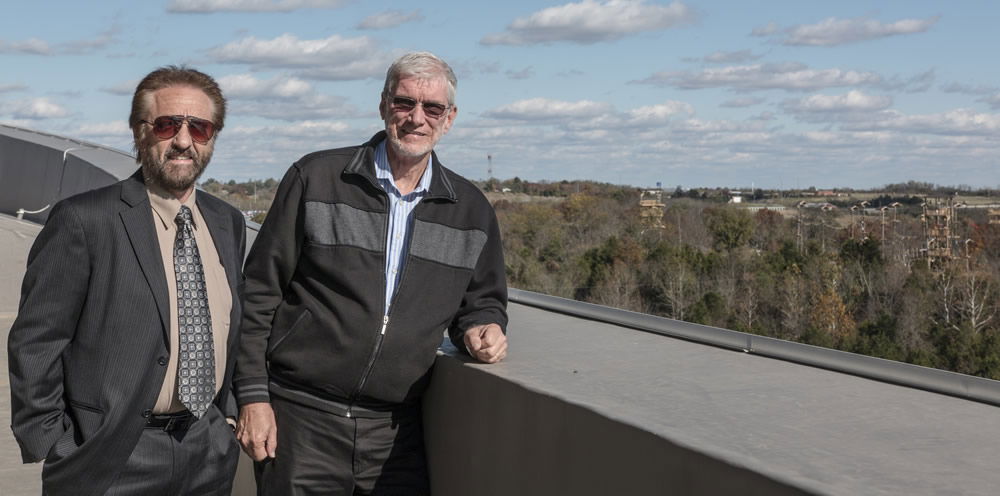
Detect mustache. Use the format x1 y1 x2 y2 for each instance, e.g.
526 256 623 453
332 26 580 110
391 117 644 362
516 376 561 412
166 149 197 160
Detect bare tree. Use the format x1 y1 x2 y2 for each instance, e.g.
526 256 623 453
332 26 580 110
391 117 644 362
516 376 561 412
955 270 996 334
735 271 760 332
779 271 809 340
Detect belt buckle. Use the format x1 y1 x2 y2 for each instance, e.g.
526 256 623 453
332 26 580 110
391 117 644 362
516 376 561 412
162 416 177 432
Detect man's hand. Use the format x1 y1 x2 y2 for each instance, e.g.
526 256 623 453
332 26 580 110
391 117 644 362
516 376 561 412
237 402 277 461
463 323 507 363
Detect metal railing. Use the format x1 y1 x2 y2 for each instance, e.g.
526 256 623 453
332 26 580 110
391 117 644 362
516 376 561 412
15 204 50 220
508 288 1000 407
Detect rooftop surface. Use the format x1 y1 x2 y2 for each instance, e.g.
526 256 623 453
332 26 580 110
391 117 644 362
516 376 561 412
1 214 42 496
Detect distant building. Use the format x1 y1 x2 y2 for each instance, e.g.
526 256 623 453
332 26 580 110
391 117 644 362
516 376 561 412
796 201 837 211
744 205 786 212
638 190 666 230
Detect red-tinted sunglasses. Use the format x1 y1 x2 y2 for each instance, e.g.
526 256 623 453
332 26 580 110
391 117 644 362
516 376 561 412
140 115 217 144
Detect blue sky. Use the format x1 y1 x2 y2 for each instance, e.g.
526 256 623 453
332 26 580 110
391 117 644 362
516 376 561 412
1 0 997 189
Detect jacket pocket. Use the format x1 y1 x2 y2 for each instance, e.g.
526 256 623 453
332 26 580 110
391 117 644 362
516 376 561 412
267 307 312 356
48 400 105 460
68 400 105 438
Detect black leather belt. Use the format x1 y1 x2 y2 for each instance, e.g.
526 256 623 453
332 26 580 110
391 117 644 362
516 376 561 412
145 410 195 432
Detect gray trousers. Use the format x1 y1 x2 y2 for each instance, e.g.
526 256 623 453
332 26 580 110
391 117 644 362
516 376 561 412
104 405 240 495
255 395 429 495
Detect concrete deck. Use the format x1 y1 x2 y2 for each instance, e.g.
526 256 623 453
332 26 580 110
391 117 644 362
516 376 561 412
1 214 42 495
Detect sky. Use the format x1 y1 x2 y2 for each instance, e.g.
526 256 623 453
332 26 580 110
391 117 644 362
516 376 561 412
1 0 998 189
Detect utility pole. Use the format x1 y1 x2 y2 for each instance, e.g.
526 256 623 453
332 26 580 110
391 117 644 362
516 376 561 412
487 154 494 192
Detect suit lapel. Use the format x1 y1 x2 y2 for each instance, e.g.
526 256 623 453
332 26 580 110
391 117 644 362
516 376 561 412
196 195 239 352
119 171 171 339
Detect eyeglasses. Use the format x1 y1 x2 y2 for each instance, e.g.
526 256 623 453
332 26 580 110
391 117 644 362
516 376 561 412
388 96 451 119
140 115 217 144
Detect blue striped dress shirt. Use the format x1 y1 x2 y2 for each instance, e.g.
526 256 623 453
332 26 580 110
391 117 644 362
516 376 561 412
374 140 433 314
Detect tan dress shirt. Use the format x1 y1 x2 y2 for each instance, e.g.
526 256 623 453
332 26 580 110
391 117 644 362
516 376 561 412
147 186 232 414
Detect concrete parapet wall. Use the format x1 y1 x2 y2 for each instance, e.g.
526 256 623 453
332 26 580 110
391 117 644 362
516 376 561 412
0 125 134 223
423 354 808 496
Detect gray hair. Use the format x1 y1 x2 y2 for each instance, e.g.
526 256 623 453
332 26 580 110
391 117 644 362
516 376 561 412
382 52 457 105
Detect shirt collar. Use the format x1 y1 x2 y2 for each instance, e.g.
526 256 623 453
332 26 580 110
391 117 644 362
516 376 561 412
374 140 433 197
147 182 198 231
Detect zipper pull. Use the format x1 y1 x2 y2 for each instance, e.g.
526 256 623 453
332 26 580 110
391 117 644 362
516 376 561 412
381 315 389 335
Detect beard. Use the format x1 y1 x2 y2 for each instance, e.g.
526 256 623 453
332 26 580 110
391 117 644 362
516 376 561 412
386 132 436 160
138 135 212 193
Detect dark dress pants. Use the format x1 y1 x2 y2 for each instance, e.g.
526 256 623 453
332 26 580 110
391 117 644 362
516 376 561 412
104 405 240 495
255 395 430 496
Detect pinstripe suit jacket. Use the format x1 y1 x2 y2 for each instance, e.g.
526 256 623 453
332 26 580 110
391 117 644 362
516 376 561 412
7 170 246 496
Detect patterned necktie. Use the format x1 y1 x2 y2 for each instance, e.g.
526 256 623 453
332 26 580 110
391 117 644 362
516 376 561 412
174 205 215 418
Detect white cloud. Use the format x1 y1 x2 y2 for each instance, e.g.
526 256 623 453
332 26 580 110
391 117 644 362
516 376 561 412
69 121 132 145
0 38 51 55
721 97 765 108
941 83 997 95
750 22 779 37
979 93 1000 110
754 16 940 47
296 59 394 81
168 0 347 13
57 27 119 55
0 84 27 93
202 121 363 180
2 98 72 119
626 101 694 123
692 50 763 64
881 69 934 93
356 10 423 30
670 118 769 134
219 74 313 99
483 98 614 120
506 67 535 80
785 90 892 113
218 74 359 120
101 80 139 96
228 120 350 138
208 34 392 80
0 28 118 56
481 0 694 46
636 62 882 91
0 119 40 129
843 108 1000 136
232 98 357 121
438 95 1000 189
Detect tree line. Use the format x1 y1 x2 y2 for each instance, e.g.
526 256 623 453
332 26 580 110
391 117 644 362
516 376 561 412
491 180 1000 380
205 177 1000 379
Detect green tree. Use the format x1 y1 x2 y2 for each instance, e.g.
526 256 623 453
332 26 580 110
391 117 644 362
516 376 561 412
703 207 753 251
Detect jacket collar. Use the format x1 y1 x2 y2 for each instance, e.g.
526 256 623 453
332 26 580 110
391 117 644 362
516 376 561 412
344 131 458 203
121 168 227 222
120 168 150 207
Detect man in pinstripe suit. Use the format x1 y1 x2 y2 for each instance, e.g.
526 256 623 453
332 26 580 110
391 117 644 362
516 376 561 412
7 66 245 495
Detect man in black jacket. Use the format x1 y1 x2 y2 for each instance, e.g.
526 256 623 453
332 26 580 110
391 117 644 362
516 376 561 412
235 51 508 494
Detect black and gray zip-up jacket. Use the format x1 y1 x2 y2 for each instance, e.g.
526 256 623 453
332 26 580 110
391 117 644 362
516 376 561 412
233 132 508 416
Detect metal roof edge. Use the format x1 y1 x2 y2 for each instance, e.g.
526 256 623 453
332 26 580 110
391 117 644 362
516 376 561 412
508 288 1000 407
0 123 134 160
